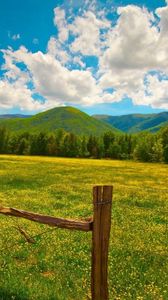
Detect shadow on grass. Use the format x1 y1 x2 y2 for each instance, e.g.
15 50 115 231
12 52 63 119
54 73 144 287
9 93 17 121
121 197 163 209
0 289 29 300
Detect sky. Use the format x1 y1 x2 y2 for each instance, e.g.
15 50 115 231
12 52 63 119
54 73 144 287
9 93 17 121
0 0 168 116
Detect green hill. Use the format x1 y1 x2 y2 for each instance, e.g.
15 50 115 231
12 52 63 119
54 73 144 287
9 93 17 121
93 112 168 133
0 106 117 136
130 112 168 132
145 121 168 132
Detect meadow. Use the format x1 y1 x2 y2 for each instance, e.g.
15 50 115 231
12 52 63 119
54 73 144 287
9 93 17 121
0 155 167 300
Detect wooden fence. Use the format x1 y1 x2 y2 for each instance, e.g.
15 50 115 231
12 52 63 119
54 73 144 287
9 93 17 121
0 185 113 300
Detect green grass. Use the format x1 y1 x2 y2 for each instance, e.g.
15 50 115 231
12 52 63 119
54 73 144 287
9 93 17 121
0 155 167 300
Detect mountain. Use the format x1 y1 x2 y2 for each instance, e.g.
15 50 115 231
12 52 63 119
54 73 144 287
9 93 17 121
0 106 117 136
93 112 168 133
0 114 31 119
131 112 168 132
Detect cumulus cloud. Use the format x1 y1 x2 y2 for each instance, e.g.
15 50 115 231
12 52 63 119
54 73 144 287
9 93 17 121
0 49 43 111
47 37 70 64
73 56 86 68
0 80 43 111
1 46 101 109
103 8 154 68
54 7 69 43
144 74 168 109
1 3 168 112
69 11 110 56
99 4 168 108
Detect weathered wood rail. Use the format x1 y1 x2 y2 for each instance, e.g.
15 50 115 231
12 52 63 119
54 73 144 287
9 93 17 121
0 185 113 300
0 206 93 231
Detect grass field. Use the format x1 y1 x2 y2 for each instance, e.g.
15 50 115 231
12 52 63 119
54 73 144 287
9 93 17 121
0 155 167 300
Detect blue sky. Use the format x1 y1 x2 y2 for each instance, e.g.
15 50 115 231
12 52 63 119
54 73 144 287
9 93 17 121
0 0 168 116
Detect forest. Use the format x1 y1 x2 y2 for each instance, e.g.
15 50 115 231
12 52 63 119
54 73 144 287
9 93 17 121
0 126 168 163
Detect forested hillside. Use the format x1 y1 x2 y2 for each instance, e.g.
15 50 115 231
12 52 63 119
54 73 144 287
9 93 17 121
93 112 168 133
0 106 116 136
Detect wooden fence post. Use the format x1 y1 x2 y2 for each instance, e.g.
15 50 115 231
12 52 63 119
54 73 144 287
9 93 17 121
91 185 113 300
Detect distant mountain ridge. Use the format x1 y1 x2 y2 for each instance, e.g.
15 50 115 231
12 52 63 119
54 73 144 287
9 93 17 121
93 112 168 133
0 114 31 119
1 108 168 135
0 106 117 136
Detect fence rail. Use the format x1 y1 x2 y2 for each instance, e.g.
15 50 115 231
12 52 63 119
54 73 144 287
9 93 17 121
0 206 93 232
0 185 113 300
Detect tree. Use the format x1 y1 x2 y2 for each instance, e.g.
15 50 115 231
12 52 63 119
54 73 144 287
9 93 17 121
0 126 9 154
17 137 30 155
61 133 79 157
160 126 168 147
55 129 66 156
87 135 100 158
30 132 48 155
163 145 168 163
151 138 163 162
97 138 104 158
80 136 89 157
67 133 79 157
133 133 153 162
108 142 121 159
103 132 115 157
47 134 57 156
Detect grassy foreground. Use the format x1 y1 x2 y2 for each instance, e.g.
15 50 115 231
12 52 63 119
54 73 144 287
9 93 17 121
0 155 167 300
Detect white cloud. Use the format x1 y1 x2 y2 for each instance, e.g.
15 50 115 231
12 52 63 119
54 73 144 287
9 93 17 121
8 32 21 41
69 11 110 56
1 46 101 110
54 8 69 43
73 56 86 68
100 6 160 71
99 5 168 108
1 3 168 112
144 74 168 109
47 37 70 64
0 80 43 111
12 34 21 40
1 47 47 111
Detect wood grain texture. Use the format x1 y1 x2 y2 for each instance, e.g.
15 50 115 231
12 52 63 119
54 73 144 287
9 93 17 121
0 206 93 232
91 185 113 300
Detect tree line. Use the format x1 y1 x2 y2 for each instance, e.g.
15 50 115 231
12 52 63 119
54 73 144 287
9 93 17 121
0 126 168 163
